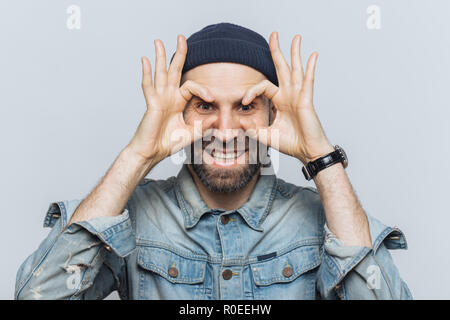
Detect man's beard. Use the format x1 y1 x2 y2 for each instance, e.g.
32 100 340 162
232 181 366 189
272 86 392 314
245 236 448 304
191 162 261 193
187 135 265 193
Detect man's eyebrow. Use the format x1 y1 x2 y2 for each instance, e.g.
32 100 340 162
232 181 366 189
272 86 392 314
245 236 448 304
190 95 265 104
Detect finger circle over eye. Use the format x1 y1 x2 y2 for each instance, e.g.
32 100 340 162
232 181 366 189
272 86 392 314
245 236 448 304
243 80 277 105
180 80 214 103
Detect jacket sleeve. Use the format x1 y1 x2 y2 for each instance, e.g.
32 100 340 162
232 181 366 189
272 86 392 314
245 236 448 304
15 199 136 300
316 213 413 300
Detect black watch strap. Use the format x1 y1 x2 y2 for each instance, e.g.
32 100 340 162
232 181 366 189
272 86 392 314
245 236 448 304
302 145 348 181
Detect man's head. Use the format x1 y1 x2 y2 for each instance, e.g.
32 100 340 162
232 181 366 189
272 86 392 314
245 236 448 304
171 22 278 193
181 62 276 192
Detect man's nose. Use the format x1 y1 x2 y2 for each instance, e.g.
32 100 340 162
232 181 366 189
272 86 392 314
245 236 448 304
210 108 242 143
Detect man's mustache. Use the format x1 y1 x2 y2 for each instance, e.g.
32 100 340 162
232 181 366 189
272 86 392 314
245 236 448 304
202 135 250 153
184 130 270 166
193 129 268 153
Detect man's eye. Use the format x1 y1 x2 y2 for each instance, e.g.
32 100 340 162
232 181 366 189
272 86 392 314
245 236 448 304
240 104 254 112
197 103 212 111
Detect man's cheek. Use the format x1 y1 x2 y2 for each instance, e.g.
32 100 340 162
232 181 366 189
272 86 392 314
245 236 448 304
236 149 248 165
183 106 206 126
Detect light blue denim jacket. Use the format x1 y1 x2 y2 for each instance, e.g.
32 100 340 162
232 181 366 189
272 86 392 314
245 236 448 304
15 164 412 300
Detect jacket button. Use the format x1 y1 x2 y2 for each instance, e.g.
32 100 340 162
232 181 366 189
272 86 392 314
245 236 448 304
222 269 233 280
282 266 293 278
168 266 178 278
220 215 230 225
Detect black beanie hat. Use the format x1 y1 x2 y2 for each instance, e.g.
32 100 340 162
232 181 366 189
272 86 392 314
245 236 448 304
170 22 278 86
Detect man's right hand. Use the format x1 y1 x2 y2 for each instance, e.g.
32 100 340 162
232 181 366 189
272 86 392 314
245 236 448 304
127 35 215 165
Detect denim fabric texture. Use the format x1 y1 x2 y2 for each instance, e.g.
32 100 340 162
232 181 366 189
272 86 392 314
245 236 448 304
15 164 412 300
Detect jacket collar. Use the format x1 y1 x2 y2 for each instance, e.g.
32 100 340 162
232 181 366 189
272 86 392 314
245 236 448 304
174 164 278 231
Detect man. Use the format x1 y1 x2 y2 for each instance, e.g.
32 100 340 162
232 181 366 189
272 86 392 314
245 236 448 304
15 22 411 300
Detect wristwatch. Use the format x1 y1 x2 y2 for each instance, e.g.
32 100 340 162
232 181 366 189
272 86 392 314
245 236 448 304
302 145 348 181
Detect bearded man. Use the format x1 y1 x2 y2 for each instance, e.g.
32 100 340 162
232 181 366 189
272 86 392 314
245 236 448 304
15 22 411 300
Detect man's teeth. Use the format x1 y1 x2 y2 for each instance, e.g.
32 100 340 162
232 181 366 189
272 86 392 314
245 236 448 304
211 150 245 160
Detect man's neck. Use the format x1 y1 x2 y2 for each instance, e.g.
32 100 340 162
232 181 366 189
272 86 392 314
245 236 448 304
186 165 260 211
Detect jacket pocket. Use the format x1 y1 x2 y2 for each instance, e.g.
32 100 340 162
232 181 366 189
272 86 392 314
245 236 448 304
250 244 321 299
137 245 209 299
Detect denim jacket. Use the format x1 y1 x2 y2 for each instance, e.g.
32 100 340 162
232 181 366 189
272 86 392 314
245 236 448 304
15 164 412 300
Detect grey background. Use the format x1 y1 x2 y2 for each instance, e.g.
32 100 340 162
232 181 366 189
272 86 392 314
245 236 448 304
1 0 449 299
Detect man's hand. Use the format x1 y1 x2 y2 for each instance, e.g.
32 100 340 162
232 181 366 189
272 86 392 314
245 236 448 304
68 35 215 225
240 32 334 165
240 32 372 248
128 35 215 164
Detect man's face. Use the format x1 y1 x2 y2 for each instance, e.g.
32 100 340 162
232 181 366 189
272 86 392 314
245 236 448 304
181 62 275 193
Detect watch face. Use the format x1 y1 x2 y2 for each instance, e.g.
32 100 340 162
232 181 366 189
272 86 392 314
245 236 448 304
335 145 348 168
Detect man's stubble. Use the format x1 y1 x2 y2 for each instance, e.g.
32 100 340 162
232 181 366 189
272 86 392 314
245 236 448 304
190 161 261 193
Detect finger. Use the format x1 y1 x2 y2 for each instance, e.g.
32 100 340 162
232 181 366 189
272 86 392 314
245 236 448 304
141 56 155 101
168 35 187 87
242 80 278 106
154 39 168 89
168 123 195 156
290 34 304 88
269 31 291 87
179 80 214 105
302 52 319 99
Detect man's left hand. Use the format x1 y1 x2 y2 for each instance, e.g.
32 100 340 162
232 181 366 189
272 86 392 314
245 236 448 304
241 32 335 165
